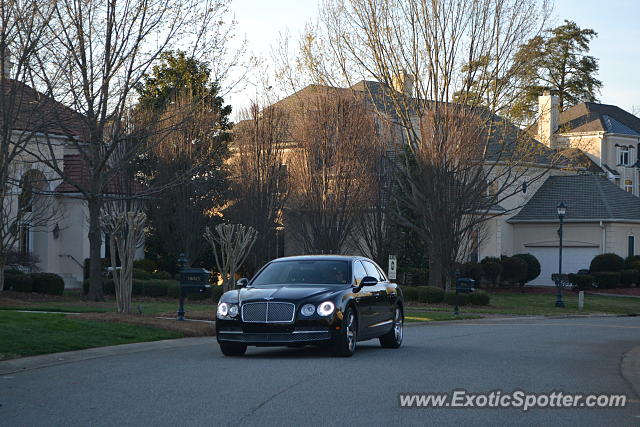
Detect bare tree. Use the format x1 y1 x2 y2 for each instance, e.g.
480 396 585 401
228 102 290 271
293 0 565 288
287 90 382 254
23 0 240 300
204 224 257 292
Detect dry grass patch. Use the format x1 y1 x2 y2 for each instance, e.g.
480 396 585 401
68 312 214 337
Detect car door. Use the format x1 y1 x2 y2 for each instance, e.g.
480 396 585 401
352 260 377 338
361 260 392 328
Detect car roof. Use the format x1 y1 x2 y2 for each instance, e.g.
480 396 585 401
270 255 370 263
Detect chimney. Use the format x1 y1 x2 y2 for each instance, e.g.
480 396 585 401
392 70 414 97
538 91 559 148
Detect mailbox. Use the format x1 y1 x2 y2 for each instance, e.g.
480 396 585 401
453 277 476 316
179 267 211 293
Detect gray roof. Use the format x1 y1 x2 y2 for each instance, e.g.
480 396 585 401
508 174 640 222
557 102 640 136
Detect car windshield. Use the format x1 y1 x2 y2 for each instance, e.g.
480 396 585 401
251 260 352 286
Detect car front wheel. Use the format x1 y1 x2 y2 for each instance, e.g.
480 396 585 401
379 306 403 348
332 306 357 357
219 342 247 356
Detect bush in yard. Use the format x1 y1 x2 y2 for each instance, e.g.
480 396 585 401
151 270 173 280
590 253 624 272
133 268 154 280
167 283 180 298
133 258 157 272
481 256 501 265
188 288 212 300
624 255 640 268
481 261 502 286
592 272 620 289
142 281 169 297
461 262 483 281
6 274 33 292
211 285 224 302
500 256 528 286
619 270 639 288
512 253 541 284
402 287 419 302
418 286 445 303
469 290 490 306
567 274 594 291
444 292 470 306
31 273 65 295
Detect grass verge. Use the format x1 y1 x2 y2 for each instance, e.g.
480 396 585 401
404 311 482 322
0 311 182 361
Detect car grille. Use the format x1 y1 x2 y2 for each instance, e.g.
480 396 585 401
218 331 331 343
241 302 295 323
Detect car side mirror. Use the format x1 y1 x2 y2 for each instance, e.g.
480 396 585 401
236 278 248 288
361 276 378 286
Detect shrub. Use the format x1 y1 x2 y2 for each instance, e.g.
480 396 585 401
152 270 173 280
627 260 640 272
469 290 490 306
142 281 169 297
167 283 180 298
481 256 501 265
402 287 419 302
133 269 154 280
481 261 502 284
512 253 541 283
400 267 429 286
211 285 224 302
6 273 33 292
444 292 470 306
624 255 640 268
620 270 639 288
188 288 212 301
567 274 594 291
592 272 620 289
133 258 157 272
500 256 528 285
418 286 445 303
461 262 483 281
5 268 25 275
31 273 65 295
590 253 624 272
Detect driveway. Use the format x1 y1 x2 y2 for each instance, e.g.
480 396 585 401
1 316 639 426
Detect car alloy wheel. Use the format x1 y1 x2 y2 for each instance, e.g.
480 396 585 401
379 306 403 349
346 311 356 353
332 306 357 357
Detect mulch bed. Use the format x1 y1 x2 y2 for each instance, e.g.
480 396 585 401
67 312 214 337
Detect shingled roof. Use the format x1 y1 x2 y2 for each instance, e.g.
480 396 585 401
557 102 640 136
508 174 640 223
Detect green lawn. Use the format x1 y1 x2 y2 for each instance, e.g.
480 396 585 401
0 301 212 316
404 311 482 322
0 311 182 360
407 292 640 316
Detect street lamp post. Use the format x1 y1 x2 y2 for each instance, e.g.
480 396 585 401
555 202 566 308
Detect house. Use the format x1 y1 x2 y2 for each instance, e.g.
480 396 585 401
1 71 138 289
254 80 640 285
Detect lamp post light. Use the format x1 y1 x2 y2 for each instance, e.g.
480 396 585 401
555 202 566 308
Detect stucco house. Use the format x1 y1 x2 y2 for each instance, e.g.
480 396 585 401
259 81 640 285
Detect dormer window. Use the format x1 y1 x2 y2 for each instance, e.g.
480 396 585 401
619 146 630 166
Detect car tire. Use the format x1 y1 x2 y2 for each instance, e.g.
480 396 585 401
332 306 357 357
379 306 403 349
219 342 247 356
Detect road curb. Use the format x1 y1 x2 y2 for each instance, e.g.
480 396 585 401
0 336 216 376
621 346 640 399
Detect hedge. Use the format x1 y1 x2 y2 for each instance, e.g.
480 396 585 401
590 253 624 272
512 253 541 283
481 261 502 284
620 270 639 288
461 262 483 281
402 287 419 302
592 272 620 289
83 278 179 297
469 290 490 306
500 256 528 285
444 292 470 306
6 273 33 292
567 273 594 291
624 255 640 268
133 258 158 272
31 273 65 295
418 286 445 303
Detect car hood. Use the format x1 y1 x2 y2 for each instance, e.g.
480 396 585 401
238 284 344 303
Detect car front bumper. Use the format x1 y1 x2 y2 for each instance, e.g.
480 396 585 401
216 317 339 346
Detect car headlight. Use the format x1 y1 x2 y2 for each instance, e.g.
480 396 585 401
228 304 239 317
317 301 335 316
301 304 316 316
217 302 229 318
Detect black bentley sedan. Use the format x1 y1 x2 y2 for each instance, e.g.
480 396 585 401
216 255 404 357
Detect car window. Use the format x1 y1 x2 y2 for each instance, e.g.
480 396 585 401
353 261 367 285
251 260 352 285
362 260 384 281
374 264 388 282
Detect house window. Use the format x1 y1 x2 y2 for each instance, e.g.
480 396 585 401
19 223 31 256
629 235 635 257
619 146 630 166
625 179 633 193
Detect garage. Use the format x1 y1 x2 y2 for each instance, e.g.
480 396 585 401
526 246 600 286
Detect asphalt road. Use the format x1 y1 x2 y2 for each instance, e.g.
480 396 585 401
2 316 639 426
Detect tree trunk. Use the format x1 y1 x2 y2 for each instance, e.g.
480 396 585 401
0 259 5 292
87 197 104 301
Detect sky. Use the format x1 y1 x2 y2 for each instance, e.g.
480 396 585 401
226 0 640 117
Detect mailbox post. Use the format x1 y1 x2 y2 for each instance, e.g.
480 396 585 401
177 253 211 321
454 277 476 316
